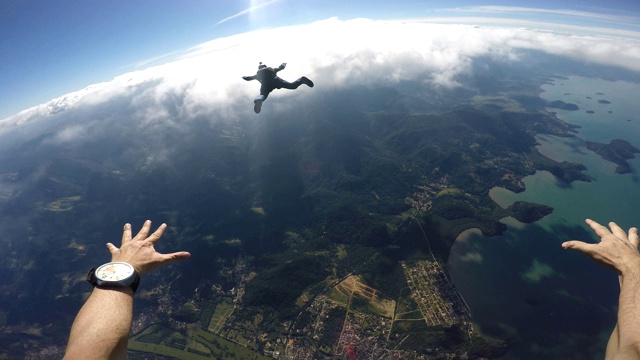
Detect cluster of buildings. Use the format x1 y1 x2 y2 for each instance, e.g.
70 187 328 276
401 260 472 331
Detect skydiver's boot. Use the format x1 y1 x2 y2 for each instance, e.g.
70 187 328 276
300 76 314 88
254 95 265 114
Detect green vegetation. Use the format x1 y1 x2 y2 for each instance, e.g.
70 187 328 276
207 297 234 333
130 325 272 360
396 287 422 320
3 64 592 358
318 307 346 351
586 139 640 174
244 255 330 314
171 302 201 323
506 201 553 223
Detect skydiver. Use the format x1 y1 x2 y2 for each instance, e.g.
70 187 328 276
242 62 314 114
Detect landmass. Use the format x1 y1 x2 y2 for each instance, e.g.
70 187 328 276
120 83 590 359
506 201 553 223
586 139 640 174
2 72 606 359
547 100 579 111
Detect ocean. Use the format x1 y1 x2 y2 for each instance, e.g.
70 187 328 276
446 76 640 359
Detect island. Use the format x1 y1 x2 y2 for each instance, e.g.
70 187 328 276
0 72 607 359
118 84 594 359
547 100 579 110
586 139 640 174
506 201 553 223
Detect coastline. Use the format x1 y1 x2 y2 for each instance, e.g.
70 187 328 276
446 75 640 359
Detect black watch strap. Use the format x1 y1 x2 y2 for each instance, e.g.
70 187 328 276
86 267 140 293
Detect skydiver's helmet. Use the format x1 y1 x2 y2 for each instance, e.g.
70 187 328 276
258 62 267 69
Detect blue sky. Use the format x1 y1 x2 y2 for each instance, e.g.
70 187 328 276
1 0 639 119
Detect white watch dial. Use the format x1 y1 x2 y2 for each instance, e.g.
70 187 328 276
95 262 135 281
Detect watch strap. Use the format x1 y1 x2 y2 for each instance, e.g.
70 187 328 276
86 266 140 293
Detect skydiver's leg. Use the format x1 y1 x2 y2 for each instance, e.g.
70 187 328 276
254 94 265 114
277 79 301 90
300 77 314 87
254 88 272 114
259 85 273 100
277 77 314 90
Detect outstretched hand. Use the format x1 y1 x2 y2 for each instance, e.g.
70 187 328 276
562 219 640 275
106 220 190 276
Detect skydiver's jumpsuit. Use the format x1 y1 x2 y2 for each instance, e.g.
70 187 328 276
243 64 308 103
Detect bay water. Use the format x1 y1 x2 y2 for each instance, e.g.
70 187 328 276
446 76 640 359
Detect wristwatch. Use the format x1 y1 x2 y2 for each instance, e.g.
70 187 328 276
86 262 140 293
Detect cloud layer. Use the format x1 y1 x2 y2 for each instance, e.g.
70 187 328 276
2 17 640 133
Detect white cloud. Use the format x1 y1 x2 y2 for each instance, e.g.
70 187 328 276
50 124 90 144
459 251 483 264
446 6 640 27
215 0 282 26
522 259 556 283
2 17 640 132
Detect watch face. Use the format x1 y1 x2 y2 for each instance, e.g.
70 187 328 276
95 262 135 282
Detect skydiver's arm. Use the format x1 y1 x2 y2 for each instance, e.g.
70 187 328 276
64 287 133 360
274 63 286 74
612 271 640 359
606 323 620 360
64 221 190 359
563 220 640 359
242 75 256 81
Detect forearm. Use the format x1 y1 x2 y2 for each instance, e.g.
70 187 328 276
606 323 620 360
606 277 624 360
613 274 640 358
64 287 134 360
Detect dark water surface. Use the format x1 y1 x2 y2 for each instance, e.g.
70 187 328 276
447 76 640 359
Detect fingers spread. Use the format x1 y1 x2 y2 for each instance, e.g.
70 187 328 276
121 223 132 244
562 240 594 255
629 227 640 249
106 242 119 254
609 221 627 240
163 251 191 264
585 219 612 238
133 220 152 241
147 223 167 244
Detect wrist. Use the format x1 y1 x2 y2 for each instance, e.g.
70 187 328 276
93 285 135 297
111 256 144 275
87 262 141 293
620 266 640 286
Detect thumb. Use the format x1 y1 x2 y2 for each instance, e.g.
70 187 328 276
106 242 119 255
562 240 592 253
164 251 191 263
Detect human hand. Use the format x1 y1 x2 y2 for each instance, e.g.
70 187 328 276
106 220 190 276
562 219 640 276
280 62 287 68
242 76 250 81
